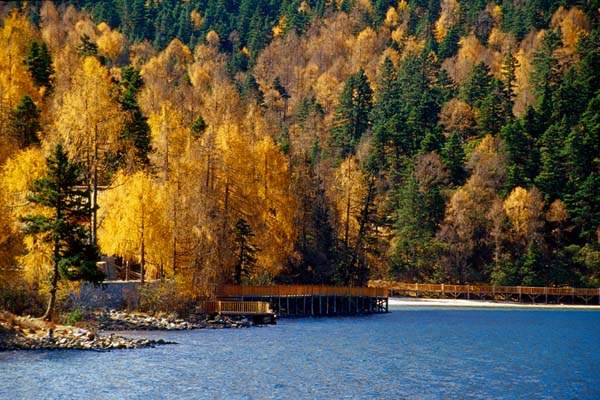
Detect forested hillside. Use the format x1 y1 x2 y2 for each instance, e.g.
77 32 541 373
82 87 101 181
0 0 599 303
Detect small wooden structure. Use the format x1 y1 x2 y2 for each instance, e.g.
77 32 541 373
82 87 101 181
198 300 276 324
217 285 389 317
372 281 600 305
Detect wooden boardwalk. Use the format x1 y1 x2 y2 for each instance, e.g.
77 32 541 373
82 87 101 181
217 285 389 317
198 300 276 324
370 281 600 305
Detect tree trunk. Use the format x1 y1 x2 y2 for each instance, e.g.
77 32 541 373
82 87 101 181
43 259 59 321
92 124 99 246
140 202 145 285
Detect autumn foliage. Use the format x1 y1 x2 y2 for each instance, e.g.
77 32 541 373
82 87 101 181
1 0 600 311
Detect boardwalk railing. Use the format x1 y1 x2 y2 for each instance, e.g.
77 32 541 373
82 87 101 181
198 300 272 315
369 281 600 304
216 284 389 316
217 284 388 298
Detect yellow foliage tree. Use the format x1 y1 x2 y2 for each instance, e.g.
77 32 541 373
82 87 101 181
53 56 123 244
96 22 126 64
98 171 170 283
329 156 367 254
0 9 39 153
503 186 545 244
0 147 47 281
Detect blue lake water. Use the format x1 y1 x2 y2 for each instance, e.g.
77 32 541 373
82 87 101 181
1 305 600 399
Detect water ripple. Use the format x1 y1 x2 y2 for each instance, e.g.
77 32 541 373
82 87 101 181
1 307 599 399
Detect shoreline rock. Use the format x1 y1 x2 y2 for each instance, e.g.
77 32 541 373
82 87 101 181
0 329 174 351
94 309 252 331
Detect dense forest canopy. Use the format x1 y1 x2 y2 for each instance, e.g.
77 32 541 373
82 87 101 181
0 0 599 303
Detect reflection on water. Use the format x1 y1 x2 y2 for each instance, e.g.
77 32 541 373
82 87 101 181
1 307 599 399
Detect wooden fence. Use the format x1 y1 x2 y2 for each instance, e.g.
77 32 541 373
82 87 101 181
217 284 388 298
369 281 600 304
198 300 272 315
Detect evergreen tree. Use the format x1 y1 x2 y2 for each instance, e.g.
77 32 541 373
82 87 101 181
77 33 99 57
442 132 466 185
477 79 505 136
565 94 600 242
330 68 373 160
552 67 586 127
192 115 207 138
460 62 492 108
24 40 54 91
568 173 600 242
371 57 400 168
535 119 568 202
438 25 461 59
8 95 41 148
576 29 600 101
392 171 433 281
20 144 103 320
232 218 258 284
119 67 152 169
501 119 536 191
89 1 121 28
531 28 562 101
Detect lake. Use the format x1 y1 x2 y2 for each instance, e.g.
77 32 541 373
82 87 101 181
1 305 599 399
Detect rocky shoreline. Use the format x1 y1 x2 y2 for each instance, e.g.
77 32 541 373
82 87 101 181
95 309 252 331
0 309 251 352
0 329 173 351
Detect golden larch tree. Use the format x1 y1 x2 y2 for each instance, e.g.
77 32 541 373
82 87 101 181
52 56 123 244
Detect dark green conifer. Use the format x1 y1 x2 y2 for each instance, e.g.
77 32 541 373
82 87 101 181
24 40 54 91
442 132 466 185
8 95 41 148
535 118 568 202
20 144 103 320
330 68 373 160
232 218 258 284
460 62 492 108
119 67 152 169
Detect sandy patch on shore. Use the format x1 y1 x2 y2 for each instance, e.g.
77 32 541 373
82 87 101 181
389 297 600 310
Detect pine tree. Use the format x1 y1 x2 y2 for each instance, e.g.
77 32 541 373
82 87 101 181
531 28 562 116
232 218 258 284
8 95 41 148
392 171 432 281
501 120 536 191
191 115 207 138
20 144 103 320
438 25 461 59
477 79 505 136
330 68 373 160
371 57 400 168
119 67 152 169
77 34 99 57
568 173 600 243
442 132 466 185
535 119 568 202
24 40 54 91
460 62 492 108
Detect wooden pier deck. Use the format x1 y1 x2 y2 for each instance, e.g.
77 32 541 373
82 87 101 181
217 285 389 317
370 281 600 305
198 300 276 324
